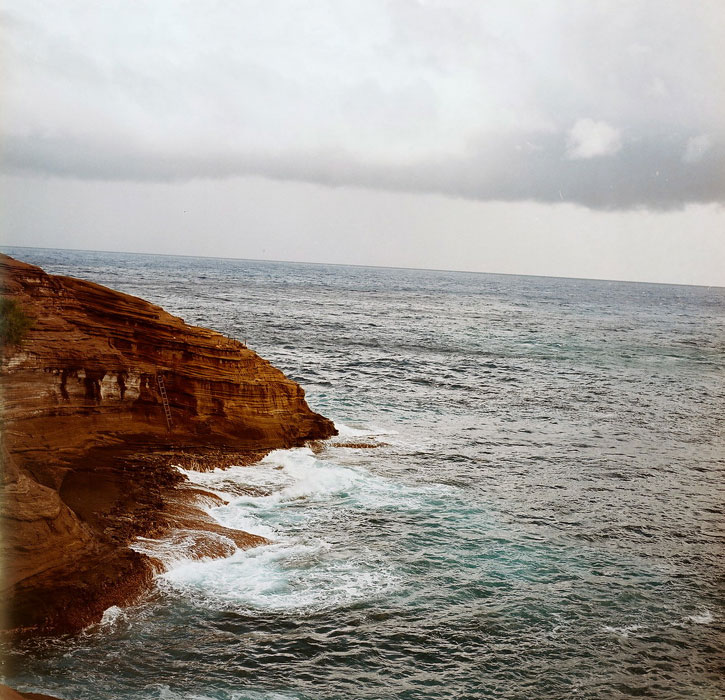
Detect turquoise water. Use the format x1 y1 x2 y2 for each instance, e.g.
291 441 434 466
3 247 724 699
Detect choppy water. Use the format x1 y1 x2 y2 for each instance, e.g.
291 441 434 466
2 247 725 699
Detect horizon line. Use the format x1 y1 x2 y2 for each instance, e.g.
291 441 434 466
1 243 722 290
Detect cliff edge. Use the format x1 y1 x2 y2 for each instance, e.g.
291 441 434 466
0 253 336 636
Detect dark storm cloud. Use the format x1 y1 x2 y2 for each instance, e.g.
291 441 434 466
1 1 724 210
5 131 722 210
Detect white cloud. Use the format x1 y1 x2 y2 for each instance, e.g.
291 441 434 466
566 119 623 159
683 134 712 163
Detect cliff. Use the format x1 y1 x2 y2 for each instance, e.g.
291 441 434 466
0 253 336 636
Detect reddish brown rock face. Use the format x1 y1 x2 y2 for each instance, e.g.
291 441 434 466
0 253 336 636
0 254 335 452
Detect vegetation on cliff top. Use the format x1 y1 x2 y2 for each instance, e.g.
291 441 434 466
0 297 33 350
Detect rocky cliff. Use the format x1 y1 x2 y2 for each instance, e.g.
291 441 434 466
0 253 336 636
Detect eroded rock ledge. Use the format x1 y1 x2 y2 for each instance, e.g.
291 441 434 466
0 253 336 637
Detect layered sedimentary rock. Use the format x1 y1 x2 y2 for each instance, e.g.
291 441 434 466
0 254 336 635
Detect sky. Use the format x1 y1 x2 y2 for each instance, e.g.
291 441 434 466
1 0 724 285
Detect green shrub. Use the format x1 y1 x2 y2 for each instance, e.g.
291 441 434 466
0 298 33 349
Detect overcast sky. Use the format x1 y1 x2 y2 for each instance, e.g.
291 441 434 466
1 0 724 285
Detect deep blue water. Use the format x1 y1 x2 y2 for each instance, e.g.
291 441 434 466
3 247 725 699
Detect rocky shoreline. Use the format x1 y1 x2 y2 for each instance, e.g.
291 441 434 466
0 253 336 653
0 684 66 700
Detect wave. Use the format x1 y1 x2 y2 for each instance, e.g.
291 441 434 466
686 610 714 625
602 623 645 638
153 448 407 613
158 540 398 613
131 530 238 568
333 420 399 438
153 686 303 700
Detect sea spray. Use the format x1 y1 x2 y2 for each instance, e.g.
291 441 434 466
151 443 404 613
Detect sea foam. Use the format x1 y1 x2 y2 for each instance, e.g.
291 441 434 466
156 447 402 612
333 420 399 438
686 610 714 625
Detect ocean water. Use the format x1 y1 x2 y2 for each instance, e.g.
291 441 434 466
2 247 724 700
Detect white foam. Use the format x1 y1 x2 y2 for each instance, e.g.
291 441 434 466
99 605 125 628
687 610 714 624
154 686 299 700
172 448 448 552
153 448 408 610
603 624 644 638
154 687 217 700
333 421 399 438
81 603 129 635
178 447 425 517
159 540 398 613
131 529 237 568
155 447 414 614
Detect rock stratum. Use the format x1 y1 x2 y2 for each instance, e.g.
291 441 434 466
0 253 336 638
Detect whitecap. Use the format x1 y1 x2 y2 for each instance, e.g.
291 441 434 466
80 603 130 636
686 610 714 624
603 624 644 638
158 540 398 613
98 605 125 628
333 420 399 438
176 446 436 515
153 448 412 614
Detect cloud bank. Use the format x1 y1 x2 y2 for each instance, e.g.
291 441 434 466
1 0 724 210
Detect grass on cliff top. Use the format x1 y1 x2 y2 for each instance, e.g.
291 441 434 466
0 297 33 349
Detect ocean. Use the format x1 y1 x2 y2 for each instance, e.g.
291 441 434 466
2 247 724 699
